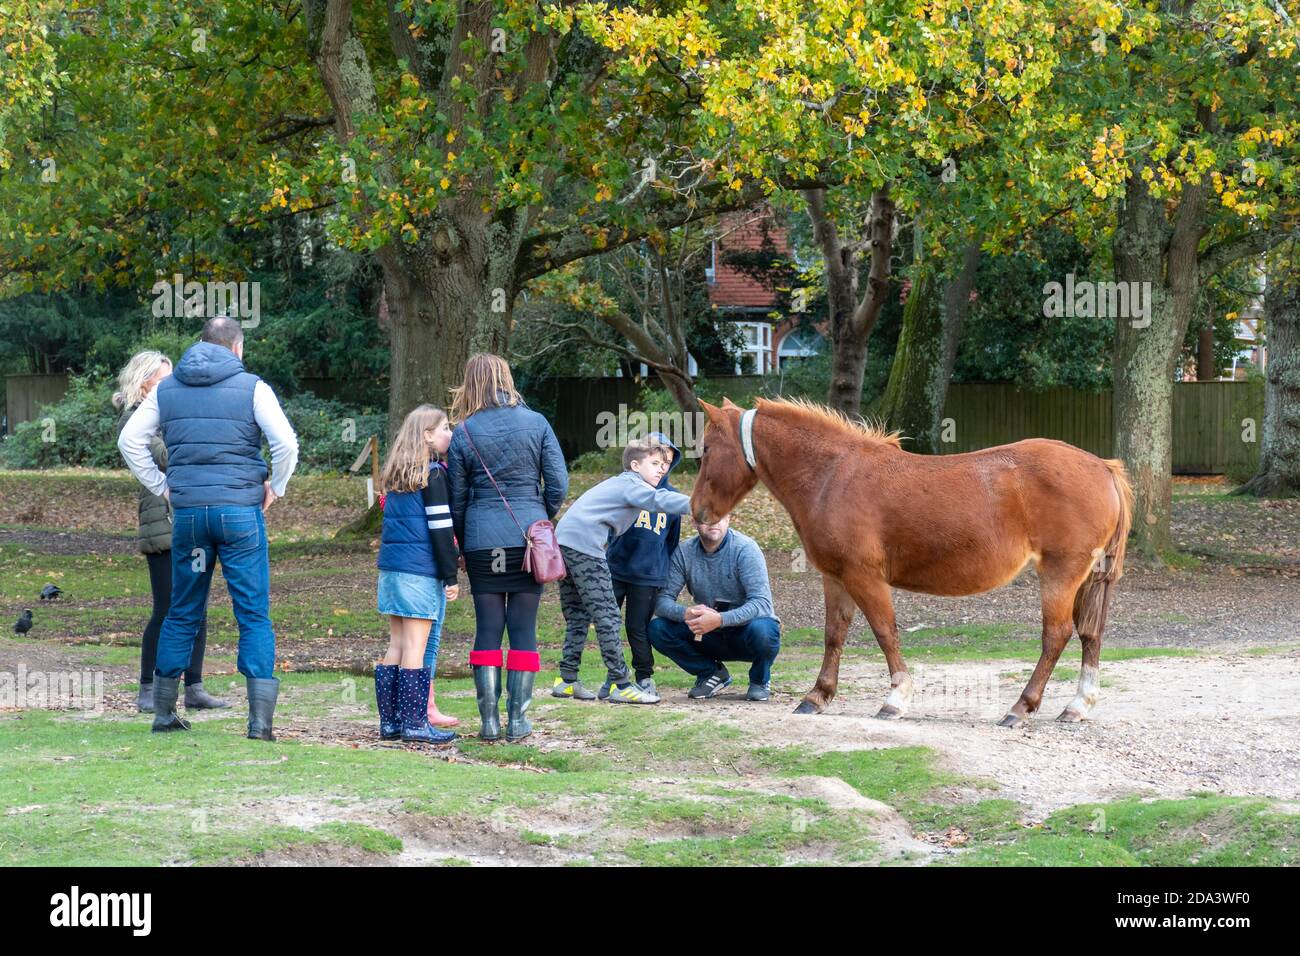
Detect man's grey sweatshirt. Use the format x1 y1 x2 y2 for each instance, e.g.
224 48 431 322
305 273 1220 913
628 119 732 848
654 529 777 628
555 470 692 559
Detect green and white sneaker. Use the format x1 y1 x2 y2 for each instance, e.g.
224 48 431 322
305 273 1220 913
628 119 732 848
637 677 658 698
605 680 660 704
551 677 596 700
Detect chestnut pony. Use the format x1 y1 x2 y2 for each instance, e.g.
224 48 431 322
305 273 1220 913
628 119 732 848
691 397 1133 727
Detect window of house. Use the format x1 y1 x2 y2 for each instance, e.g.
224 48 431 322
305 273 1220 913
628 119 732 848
777 326 826 369
733 320 771 373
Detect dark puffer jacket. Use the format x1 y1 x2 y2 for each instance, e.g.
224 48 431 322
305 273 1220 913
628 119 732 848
448 396 568 553
116 405 173 554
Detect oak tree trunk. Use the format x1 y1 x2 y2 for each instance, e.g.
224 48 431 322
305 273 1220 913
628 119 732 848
1237 260 1300 497
826 267 870 415
806 187 895 417
876 240 980 452
1112 166 1202 559
1197 325 1217 380
657 366 702 415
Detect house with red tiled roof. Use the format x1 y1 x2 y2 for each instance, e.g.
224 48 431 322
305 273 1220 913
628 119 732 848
706 207 828 374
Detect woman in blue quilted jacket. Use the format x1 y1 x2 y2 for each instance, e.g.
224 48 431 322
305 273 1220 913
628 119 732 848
448 354 568 742
375 405 461 745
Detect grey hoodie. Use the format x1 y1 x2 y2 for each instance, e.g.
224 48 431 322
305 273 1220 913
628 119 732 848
555 470 691 559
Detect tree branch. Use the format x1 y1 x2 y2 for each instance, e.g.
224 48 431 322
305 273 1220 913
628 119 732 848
1200 226 1298 285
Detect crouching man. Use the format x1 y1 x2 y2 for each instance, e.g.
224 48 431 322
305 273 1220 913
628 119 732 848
648 513 780 701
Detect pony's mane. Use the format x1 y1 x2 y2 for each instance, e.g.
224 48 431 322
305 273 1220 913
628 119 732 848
755 396 904 447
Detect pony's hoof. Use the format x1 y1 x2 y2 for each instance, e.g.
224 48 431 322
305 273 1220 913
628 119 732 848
793 700 821 715
1055 708 1085 723
874 705 903 720
997 713 1026 729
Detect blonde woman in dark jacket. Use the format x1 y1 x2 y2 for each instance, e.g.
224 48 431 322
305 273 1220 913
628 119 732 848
113 351 229 714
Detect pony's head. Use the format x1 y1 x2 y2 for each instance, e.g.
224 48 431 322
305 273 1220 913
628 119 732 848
691 397 760 525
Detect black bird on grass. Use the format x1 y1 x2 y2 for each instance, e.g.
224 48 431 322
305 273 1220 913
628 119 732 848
40 584 62 601
13 610 33 635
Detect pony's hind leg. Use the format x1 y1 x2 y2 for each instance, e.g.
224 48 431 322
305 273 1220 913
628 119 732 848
998 557 1087 728
795 573 856 715
847 571 912 720
1057 572 1114 722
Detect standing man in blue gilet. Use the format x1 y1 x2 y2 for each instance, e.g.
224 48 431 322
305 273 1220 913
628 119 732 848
118 316 299 740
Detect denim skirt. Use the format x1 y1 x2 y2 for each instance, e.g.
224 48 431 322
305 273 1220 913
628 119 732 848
377 570 442 620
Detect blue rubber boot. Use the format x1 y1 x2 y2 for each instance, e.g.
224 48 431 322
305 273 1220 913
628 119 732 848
374 663 401 740
399 668 456 745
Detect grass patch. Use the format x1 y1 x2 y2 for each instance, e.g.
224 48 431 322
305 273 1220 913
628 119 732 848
953 795 1300 866
1159 549 1206 571
0 708 604 866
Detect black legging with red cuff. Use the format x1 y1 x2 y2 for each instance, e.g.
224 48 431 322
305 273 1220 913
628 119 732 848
470 591 540 655
142 550 208 686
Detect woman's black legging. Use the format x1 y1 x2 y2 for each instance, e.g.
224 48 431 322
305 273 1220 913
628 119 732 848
142 550 208 686
471 591 541 653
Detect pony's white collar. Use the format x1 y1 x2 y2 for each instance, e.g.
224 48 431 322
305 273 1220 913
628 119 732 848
739 408 757 471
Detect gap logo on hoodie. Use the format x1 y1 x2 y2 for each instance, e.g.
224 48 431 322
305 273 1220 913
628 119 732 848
632 511 670 535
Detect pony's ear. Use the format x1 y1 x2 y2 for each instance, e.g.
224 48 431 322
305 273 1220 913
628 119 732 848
721 396 739 410
698 399 722 421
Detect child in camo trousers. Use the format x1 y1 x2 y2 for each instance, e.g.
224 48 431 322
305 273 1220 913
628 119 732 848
552 437 691 704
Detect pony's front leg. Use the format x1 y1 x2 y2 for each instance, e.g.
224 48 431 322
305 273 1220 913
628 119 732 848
794 574 856 715
850 571 912 719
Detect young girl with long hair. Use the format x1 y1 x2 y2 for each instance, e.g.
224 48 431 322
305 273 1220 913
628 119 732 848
375 404 460 744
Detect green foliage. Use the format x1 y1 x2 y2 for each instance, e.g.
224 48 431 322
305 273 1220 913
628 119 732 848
0 376 385 474
279 393 387 473
0 375 119 469
568 446 623 475
956 229 1112 390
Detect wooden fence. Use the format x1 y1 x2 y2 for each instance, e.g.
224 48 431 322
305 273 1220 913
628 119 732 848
4 374 70 436
6 370 1258 474
939 381 1263 475
545 377 1263 475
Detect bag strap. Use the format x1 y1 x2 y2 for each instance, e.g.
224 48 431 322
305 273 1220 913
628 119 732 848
460 422 530 544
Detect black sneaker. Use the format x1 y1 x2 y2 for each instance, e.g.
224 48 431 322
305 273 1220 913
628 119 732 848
688 667 731 699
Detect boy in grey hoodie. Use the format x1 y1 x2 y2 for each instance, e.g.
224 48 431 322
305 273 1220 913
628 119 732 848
553 437 691 704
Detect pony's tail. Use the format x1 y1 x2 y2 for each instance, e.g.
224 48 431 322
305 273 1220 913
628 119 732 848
1073 459 1134 637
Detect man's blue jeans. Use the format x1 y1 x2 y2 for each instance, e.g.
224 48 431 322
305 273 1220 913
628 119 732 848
648 616 781 685
156 506 275 680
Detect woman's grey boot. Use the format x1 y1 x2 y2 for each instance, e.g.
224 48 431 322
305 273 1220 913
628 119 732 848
505 670 536 743
473 665 502 741
137 681 154 714
184 681 231 709
151 677 191 733
246 677 280 741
